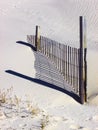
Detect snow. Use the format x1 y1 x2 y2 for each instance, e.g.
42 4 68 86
0 0 98 130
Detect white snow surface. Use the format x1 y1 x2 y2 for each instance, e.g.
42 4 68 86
0 0 98 130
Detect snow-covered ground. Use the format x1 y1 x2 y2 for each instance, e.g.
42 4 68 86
0 0 98 130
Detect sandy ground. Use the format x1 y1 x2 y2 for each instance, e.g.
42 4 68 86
0 0 98 130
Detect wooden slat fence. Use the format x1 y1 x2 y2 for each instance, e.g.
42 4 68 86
27 16 87 104
27 35 80 94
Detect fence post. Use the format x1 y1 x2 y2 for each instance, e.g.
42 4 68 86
84 18 87 102
35 25 40 51
79 16 87 104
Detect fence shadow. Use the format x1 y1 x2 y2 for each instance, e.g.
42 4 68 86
5 39 81 103
5 70 80 103
16 41 36 51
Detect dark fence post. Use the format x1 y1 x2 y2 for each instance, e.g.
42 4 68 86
35 25 40 51
79 16 87 104
84 19 87 102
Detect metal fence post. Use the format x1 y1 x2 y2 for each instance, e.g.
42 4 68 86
79 16 87 104
35 25 40 51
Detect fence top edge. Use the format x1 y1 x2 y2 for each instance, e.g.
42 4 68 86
27 35 79 49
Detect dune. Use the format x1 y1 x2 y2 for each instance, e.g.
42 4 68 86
0 0 98 130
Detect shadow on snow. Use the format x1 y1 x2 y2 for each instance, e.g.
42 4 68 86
5 40 80 103
5 70 80 103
